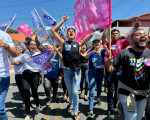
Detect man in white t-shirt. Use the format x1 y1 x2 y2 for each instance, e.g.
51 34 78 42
0 30 16 120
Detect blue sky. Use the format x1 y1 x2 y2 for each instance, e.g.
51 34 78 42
0 0 149 31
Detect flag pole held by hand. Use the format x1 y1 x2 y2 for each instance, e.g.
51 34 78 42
109 26 112 72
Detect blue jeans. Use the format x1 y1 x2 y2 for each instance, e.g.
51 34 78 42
64 68 81 113
120 94 147 120
88 69 104 111
80 65 89 95
0 77 10 120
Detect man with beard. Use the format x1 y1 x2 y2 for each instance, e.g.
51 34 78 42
106 29 150 120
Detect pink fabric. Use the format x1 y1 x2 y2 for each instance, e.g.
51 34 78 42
17 24 34 37
73 15 93 42
104 39 129 67
85 0 111 30
106 39 129 58
74 0 111 42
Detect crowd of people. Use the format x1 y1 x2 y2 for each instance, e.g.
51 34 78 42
0 15 150 120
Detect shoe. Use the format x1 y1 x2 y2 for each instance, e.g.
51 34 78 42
68 106 73 113
97 98 101 105
35 105 40 113
88 111 94 118
25 115 30 120
84 95 88 101
108 110 115 119
46 100 51 106
113 107 118 113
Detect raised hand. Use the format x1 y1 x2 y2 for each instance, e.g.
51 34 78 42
134 16 141 27
62 15 69 22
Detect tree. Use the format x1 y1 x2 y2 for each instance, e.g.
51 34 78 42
8 29 19 34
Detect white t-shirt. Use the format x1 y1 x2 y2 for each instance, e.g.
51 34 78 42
9 56 25 75
20 52 41 72
0 30 15 77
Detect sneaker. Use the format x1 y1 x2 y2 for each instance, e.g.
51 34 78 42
46 100 51 106
88 111 94 118
108 110 115 119
97 98 101 105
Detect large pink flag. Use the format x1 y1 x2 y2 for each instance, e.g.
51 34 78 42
74 0 111 42
17 24 34 37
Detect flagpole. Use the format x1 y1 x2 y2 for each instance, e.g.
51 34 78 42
109 26 111 59
5 12 18 32
34 8 55 46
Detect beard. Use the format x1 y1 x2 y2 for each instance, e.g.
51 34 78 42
133 41 147 49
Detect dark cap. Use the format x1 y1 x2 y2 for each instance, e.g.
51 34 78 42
92 39 100 43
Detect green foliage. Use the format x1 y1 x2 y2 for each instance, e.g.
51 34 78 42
8 29 19 34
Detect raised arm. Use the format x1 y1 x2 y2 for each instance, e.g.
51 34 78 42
52 16 69 46
101 29 108 45
125 17 141 42
103 45 109 56
55 47 63 61
79 33 93 46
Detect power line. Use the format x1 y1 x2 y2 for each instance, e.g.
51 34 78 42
0 0 56 9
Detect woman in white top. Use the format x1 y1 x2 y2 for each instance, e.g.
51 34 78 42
16 40 41 120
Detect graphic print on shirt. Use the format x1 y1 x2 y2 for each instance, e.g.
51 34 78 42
134 57 146 80
65 45 71 51
92 53 104 69
111 45 118 52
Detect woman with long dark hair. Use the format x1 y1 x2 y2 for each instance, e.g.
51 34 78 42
16 40 41 120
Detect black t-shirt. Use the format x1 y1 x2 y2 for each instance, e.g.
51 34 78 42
113 48 150 91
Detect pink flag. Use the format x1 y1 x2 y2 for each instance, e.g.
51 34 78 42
17 24 34 37
85 0 111 30
74 0 111 42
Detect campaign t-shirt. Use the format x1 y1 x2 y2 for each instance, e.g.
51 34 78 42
106 39 129 58
0 30 15 77
87 48 105 69
112 48 150 90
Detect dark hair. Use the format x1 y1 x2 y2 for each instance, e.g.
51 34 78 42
67 28 75 33
27 40 38 46
25 36 32 41
131 29 145 39
111 29 120 34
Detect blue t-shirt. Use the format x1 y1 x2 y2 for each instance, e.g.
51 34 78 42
44 52 60 79
87 49 105 69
